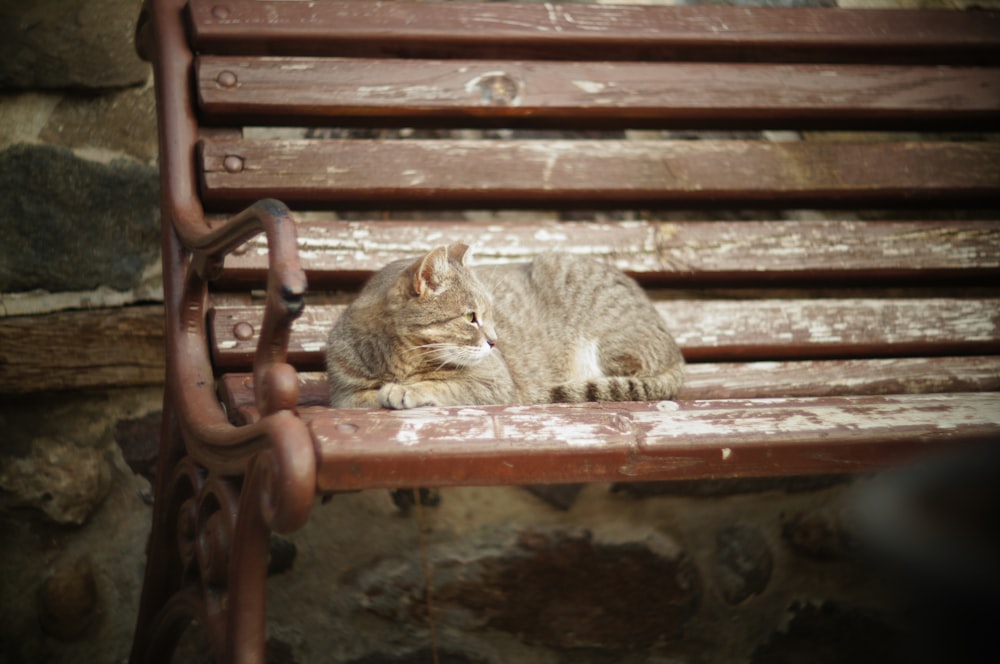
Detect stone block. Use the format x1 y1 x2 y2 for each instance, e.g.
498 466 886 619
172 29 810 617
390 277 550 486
39 83 158 162
782 507 852 560
0 439 111 525
714 524 773 605
0 144 158 293
37 556 100 641
113 410 161 484
359 527 701 650
0 0 149 90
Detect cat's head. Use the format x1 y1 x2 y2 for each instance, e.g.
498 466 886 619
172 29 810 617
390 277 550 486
383 244 498 369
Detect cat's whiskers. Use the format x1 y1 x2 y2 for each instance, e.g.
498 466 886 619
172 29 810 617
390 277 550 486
408 343 452 367
410 342 478 371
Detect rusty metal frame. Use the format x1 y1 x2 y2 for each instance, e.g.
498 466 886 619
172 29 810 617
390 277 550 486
131 2 315 662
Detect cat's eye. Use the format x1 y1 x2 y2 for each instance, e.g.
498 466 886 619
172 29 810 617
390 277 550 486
463 311 477 324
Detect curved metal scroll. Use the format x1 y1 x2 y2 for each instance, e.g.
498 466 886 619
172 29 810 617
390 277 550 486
134 3 317 663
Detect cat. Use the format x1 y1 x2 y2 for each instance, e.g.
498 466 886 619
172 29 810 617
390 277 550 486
325 244 684 409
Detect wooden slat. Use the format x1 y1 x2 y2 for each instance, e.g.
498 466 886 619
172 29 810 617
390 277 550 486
305 394 1000 490
197 57 1000 130
199 139 1000 210
217 219 1000 289
187 1 1000 65
0 306 165 395
218 357 1000 425
209 299 1000 371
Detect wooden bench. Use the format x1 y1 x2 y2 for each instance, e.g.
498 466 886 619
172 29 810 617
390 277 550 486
132 1 1000 661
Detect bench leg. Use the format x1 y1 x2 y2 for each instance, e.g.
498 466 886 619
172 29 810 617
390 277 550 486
129 402 272 664
130 402 190 664
224 453 275 664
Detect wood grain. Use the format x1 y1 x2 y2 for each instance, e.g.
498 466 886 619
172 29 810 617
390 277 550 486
199 139 1000 210
218 356 1000 425
197 56 1000 130
187 1 1000 65
0 306 165 395
216 218 1000 289
303 393 1000 490
209 298 1000 371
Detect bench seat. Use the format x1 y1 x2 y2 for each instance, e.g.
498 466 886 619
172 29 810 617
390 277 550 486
132 1 1000 662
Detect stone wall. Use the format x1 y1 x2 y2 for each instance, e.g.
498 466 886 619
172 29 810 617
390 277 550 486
0 1 991 663
0 2 164 662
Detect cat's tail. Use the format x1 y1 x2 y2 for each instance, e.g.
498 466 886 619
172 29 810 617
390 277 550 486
549 366 685 403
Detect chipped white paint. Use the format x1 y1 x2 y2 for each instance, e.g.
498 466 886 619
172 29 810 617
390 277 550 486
388 408 441 446
572 80 607 94
395 421 424 446
636 394 1000 444
218 340 238 350
721 448 732 460
401 168 426 186
353 84 454 103
278 63 316 71
301 341 325 353
511 419 610 447
456 408 489 418
353 85 392 97
532 228 568 243
543 2 563 32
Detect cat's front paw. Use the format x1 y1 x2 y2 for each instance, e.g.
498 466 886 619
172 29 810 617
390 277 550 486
378 383 439 409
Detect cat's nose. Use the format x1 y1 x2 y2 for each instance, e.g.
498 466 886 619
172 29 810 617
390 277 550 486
483 325 497 347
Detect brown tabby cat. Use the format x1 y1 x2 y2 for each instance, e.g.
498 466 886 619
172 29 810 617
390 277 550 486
326 244 684 408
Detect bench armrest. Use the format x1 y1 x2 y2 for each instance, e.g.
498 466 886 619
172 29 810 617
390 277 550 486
166 197 314 535
190 198 307 417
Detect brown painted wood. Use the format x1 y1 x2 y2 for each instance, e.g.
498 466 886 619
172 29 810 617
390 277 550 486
0 306 165 395
199 139 1000 210
136 2 1000 662
197 56 1000 130
218 356 1000 425
305 393 1000 491
187 1 1000 65
216 219 1000 289
209 298 1000 372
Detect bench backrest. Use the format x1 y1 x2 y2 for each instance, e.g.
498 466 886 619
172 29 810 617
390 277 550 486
156 1 1000 420
135 0 1000 453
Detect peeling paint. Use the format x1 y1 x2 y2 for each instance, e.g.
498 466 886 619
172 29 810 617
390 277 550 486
572 80 606 94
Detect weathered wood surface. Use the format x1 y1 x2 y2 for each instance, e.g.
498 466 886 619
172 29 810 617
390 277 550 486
0 306 165 395
218 356 1000 425
197 56 1000 130
304 393 1000 490
187 1 1000 65
209 298 1000 371
199 139 1000 210
216 218 1000 289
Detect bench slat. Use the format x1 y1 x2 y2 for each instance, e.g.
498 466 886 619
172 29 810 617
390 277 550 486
187 1 1000 65
217 219 1000 289
305 393 1000 490
197 57 1000 130
209 299 1000 371
199 139 1000 210
218 357 1000 425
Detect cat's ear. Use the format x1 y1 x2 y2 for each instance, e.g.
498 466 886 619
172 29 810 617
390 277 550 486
414 246 450 296
447 243 472 266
